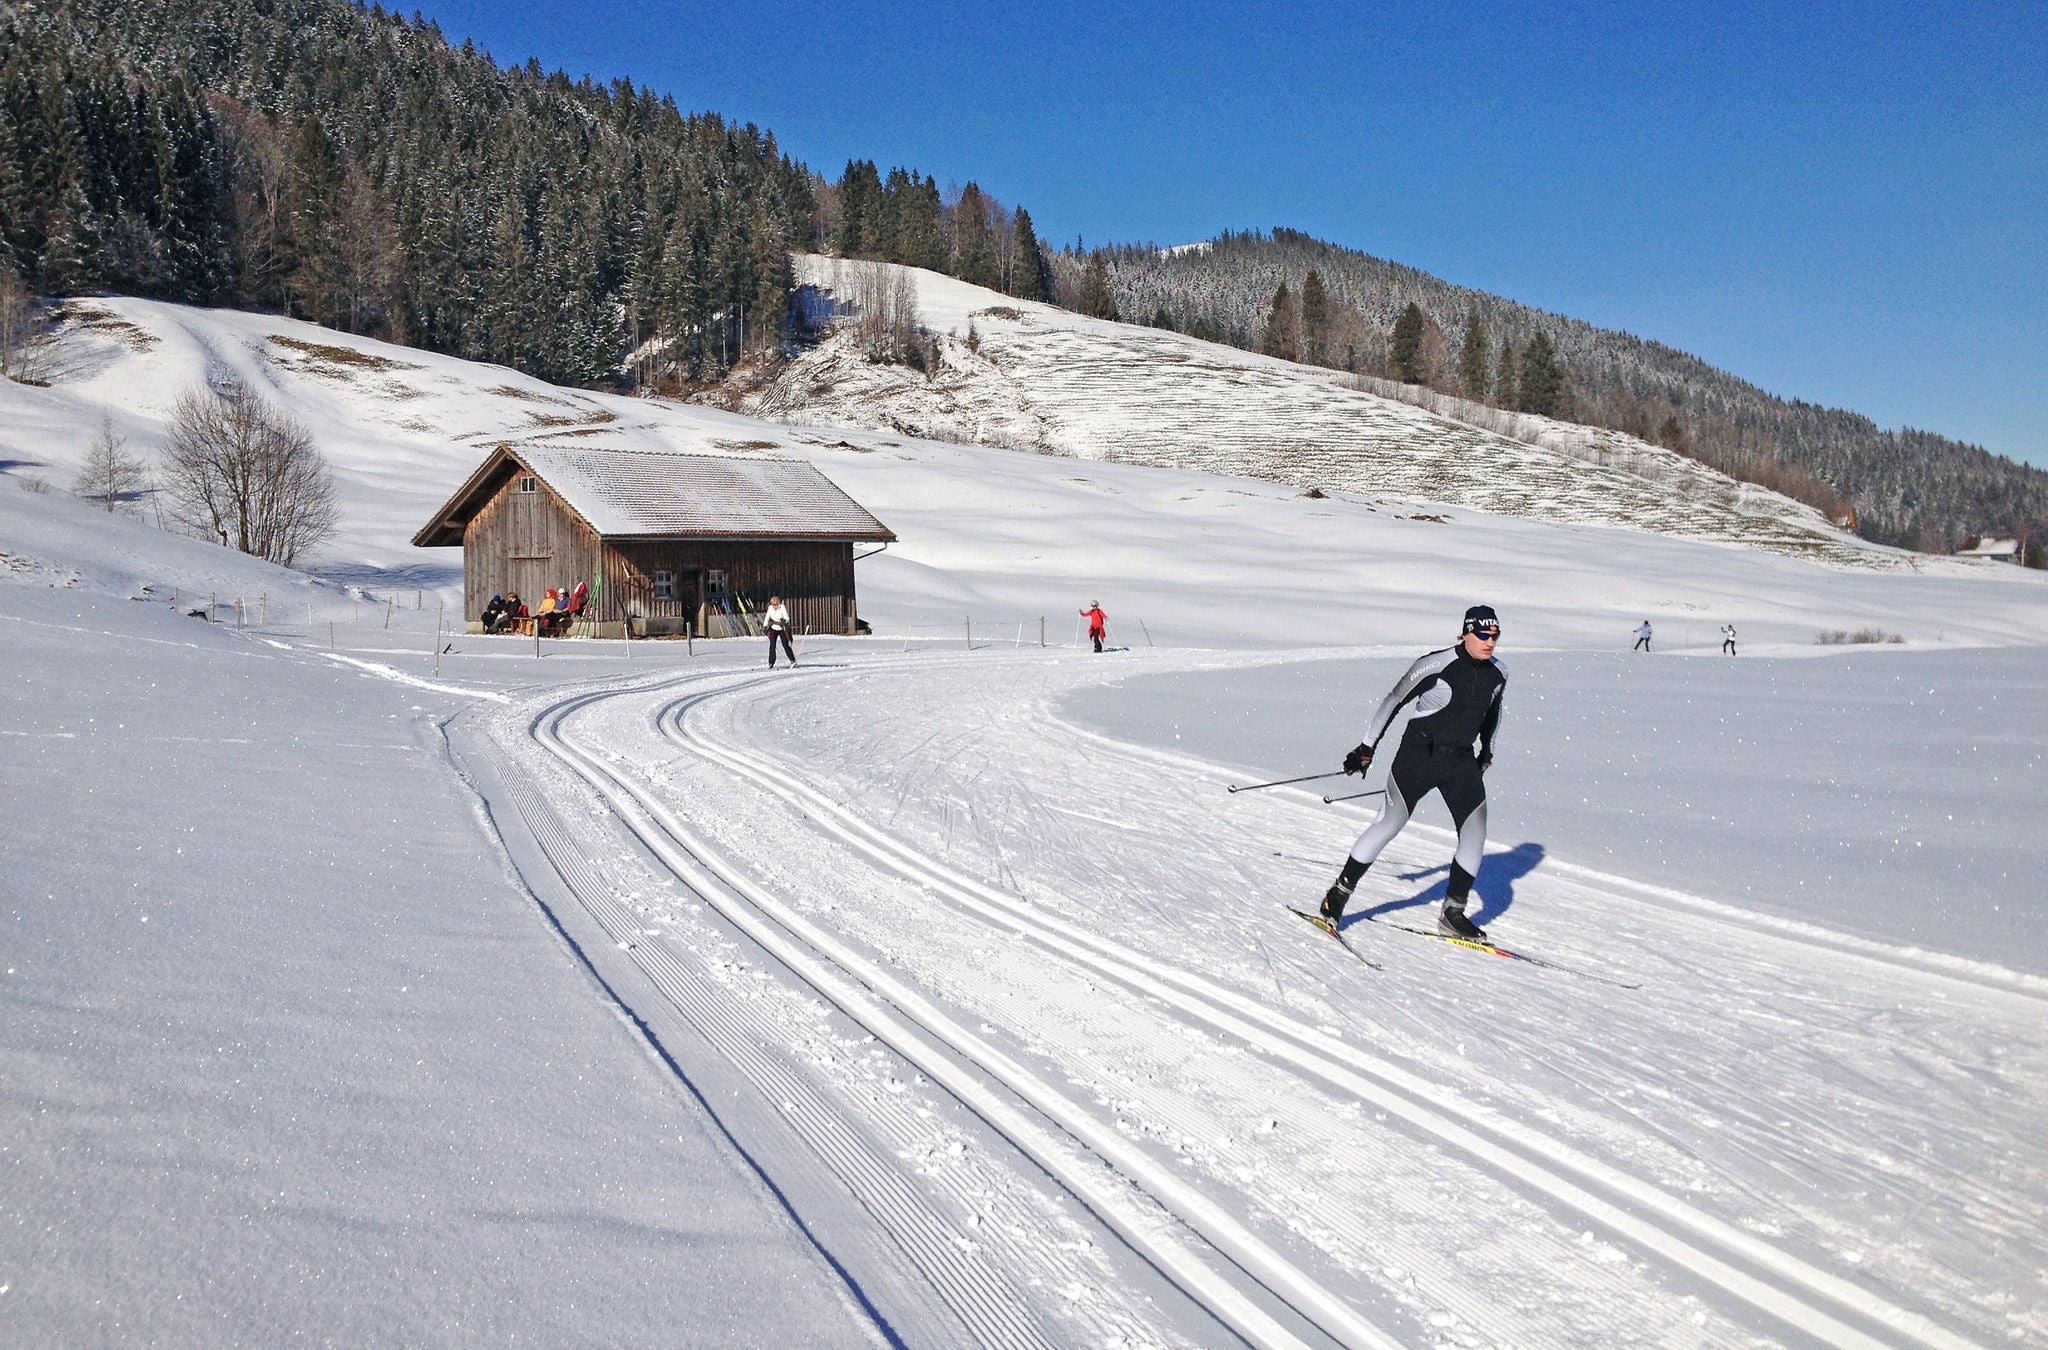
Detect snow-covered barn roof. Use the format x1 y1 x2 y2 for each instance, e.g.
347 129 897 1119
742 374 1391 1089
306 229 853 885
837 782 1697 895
1957 536 2020 559
412 443 894 547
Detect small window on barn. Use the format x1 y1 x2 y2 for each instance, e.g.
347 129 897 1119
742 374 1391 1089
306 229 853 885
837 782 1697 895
518 475 537 494
653 570 674 600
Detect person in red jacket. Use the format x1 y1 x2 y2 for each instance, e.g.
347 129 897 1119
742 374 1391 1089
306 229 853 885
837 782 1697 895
1080 602 1107 653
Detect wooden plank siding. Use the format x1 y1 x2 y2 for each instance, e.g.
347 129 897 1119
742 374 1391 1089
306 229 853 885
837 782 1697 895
430 447 883 638
609 539 856 636
460 474 860 636
461 475 604 621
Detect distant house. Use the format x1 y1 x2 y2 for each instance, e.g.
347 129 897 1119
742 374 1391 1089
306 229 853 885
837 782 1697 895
412 443 895 637
1956 536 2023 564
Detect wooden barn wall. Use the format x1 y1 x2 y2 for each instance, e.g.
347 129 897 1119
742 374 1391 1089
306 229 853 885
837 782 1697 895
460 478 602 620
607 539 858 636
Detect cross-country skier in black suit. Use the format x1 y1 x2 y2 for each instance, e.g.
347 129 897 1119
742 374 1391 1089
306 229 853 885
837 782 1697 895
1317 605 1506 940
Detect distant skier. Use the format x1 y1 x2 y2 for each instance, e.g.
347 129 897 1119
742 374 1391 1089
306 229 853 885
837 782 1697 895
1080 602 1108 653
1633 620 1653 652
1721 623 1737 656
1316 605 1507 940
763 595 797 668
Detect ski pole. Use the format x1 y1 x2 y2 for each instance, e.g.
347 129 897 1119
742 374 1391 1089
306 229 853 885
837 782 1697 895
1322 788 1387 804
1226 771 1349 794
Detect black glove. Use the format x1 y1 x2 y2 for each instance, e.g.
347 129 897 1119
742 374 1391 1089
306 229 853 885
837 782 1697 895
1342 743 1373 776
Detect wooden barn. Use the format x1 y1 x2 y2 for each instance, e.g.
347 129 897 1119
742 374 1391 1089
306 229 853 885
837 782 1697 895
412 443 895 637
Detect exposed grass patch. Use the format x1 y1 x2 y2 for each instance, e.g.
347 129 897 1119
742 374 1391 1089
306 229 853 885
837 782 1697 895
1817 628 1905 645
56 303 158 352
976 306 1024 321
525 408 617 428
268 334 413 374
713 438 782 451
489 383 577 405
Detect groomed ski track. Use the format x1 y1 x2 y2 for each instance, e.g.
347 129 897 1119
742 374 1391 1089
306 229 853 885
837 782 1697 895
454 647 2041 1348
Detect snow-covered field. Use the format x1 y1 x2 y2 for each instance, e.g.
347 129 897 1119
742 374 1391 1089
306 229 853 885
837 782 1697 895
4 303 2047 1346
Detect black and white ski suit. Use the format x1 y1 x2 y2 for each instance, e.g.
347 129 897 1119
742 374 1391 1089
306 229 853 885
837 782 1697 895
1346 645 1506 898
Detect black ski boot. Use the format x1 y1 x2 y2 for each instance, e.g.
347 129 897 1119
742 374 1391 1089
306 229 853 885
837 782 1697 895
1318 858 1369 930
1438 893 1487 941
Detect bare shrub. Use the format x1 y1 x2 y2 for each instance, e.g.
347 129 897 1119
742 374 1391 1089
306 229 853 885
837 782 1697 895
0 263 56 383
74 414 150 512
835 258 922 363
160 381 338 567
1817 628 1903 645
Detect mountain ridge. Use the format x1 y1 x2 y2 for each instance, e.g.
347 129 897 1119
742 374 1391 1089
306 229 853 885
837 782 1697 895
1090 229 2048 554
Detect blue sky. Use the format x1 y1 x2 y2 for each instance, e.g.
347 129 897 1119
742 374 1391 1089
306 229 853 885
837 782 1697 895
423 0 2044 466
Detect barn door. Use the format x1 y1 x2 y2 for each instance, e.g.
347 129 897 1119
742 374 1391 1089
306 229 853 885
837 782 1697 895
507 556 553 615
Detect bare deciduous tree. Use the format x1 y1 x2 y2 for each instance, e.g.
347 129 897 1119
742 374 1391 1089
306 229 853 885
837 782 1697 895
215 99 294 307
334 165 400 335
74 414 150 512
0 263 56 383
836 258 922 363
160 381 339 567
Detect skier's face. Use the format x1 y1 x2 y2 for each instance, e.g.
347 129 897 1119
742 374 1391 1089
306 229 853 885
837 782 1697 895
1462 629 1498 658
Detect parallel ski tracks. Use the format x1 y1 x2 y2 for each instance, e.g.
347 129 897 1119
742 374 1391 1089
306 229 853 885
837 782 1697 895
636 665 1983 1350
527 669 1398 1350
482 715 1062 1350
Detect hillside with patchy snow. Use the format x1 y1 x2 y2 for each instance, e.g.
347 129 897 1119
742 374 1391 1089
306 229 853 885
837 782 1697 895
3 296 2041 658
739 257 1919 571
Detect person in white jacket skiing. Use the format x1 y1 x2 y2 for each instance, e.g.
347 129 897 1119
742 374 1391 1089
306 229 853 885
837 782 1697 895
763 595 796 668
1633 620 1653 652
1721 623 1737 656
1316 605 1507 940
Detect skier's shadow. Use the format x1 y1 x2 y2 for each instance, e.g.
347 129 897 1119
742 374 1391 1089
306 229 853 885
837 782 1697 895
1352 841 1548 929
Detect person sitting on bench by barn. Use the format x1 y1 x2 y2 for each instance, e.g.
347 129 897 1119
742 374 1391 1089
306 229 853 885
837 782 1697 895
550 581 588 636
486 592 525 634
533 587 570 636
481 594 509 632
